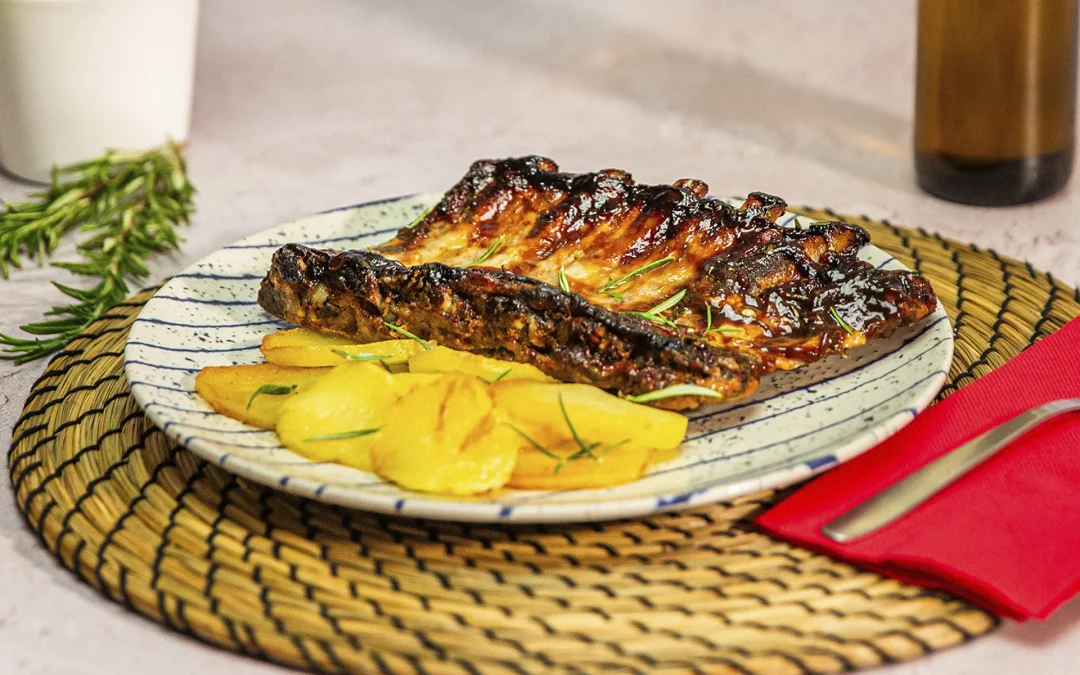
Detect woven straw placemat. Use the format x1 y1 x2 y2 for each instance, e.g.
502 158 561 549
9 208 1080 674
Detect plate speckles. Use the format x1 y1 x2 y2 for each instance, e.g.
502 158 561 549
124 194 953 523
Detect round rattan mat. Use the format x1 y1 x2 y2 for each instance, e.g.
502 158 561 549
10 208 1080 674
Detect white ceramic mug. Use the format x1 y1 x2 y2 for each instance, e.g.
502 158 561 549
0 0 199 183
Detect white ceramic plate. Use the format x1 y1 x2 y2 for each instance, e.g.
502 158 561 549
124 193 953 523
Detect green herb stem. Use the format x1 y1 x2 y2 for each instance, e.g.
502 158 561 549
331 349 392 362
485 368 512 384
0 141 194 363
621 288 686 329
830 306 855 334
462 236 504 268
246 383 297 410
383 320 432 350
506 395 629 474
626 383 724 404
405 206 433 229
599 256 674 298
558 393 599 460
304 428 382 442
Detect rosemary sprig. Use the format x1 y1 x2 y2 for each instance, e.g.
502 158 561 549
405 206 433 229
246 383 297 410
383 320 432 350
332 349 391 363
506 423 569 472
0 142 194 363
599 256 674 300
304 427 382 442
484 368 512 384
626 384 724 404
702 304 747 336
558 393 600 461
506 393 629 473
558 266 570 293
598 439 629 457
830 306 855 334
332 348 394 372
462 236 504 268
622 288 687 329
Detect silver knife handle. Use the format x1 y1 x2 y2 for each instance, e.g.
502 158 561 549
821 398 1080 543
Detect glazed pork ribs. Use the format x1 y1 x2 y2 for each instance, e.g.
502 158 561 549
258 156 937 409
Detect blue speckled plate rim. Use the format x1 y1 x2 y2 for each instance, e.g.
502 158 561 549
124 193 953 523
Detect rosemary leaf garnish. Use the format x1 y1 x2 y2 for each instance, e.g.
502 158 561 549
621 288 686 329
0 142 194 363
246 383 297 410
648 288 686 315
506 423 562 461
598 439 629 457
383 320 432 350
624 311 679 329
304 427 382 442
830 306 855 334
558 393 599 461
599 256 674 297
331 349 391 362
485 368 512 384
462 236 504 268
507 397 629 474
558 266 570 293
703 303 746 335
506 422 572 473
405 206 433 229
626 384 724 404
603 284 625 302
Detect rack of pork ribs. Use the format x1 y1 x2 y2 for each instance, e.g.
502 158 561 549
259 157 937 410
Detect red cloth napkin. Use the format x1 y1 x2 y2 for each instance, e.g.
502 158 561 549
756 317 1080 621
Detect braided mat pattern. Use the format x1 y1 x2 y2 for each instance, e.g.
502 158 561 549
10 208 1080 674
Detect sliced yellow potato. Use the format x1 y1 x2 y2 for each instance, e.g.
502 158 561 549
370 373 517 494
262 327 356 349
492 381 688 454
262 327 426 368
276 362 404 471
407 345 553 383
508 442 653 490
194 364 331 429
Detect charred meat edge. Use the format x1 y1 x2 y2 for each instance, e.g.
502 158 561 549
258 244 760 409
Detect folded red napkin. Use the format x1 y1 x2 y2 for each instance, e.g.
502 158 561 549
756 317 1080 621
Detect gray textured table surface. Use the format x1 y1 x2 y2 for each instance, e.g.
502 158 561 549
2 1 1079 673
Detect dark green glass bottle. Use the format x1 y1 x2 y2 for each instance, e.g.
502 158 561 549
915 0 1078 206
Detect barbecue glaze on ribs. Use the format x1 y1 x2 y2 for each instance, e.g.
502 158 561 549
258 156 938 408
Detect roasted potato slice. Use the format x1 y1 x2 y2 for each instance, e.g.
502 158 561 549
370 373 517 494
508 442 653 490
492 381 687 454
194 364 331 429
261 328 426 368
407 345 553 383
276 362 410 471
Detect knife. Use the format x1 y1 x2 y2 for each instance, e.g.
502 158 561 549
821 398 1080 543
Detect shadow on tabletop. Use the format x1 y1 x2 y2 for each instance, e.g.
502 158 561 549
1002 594 1080 647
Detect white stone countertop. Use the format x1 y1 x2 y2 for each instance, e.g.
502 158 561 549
2 1 1079 673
